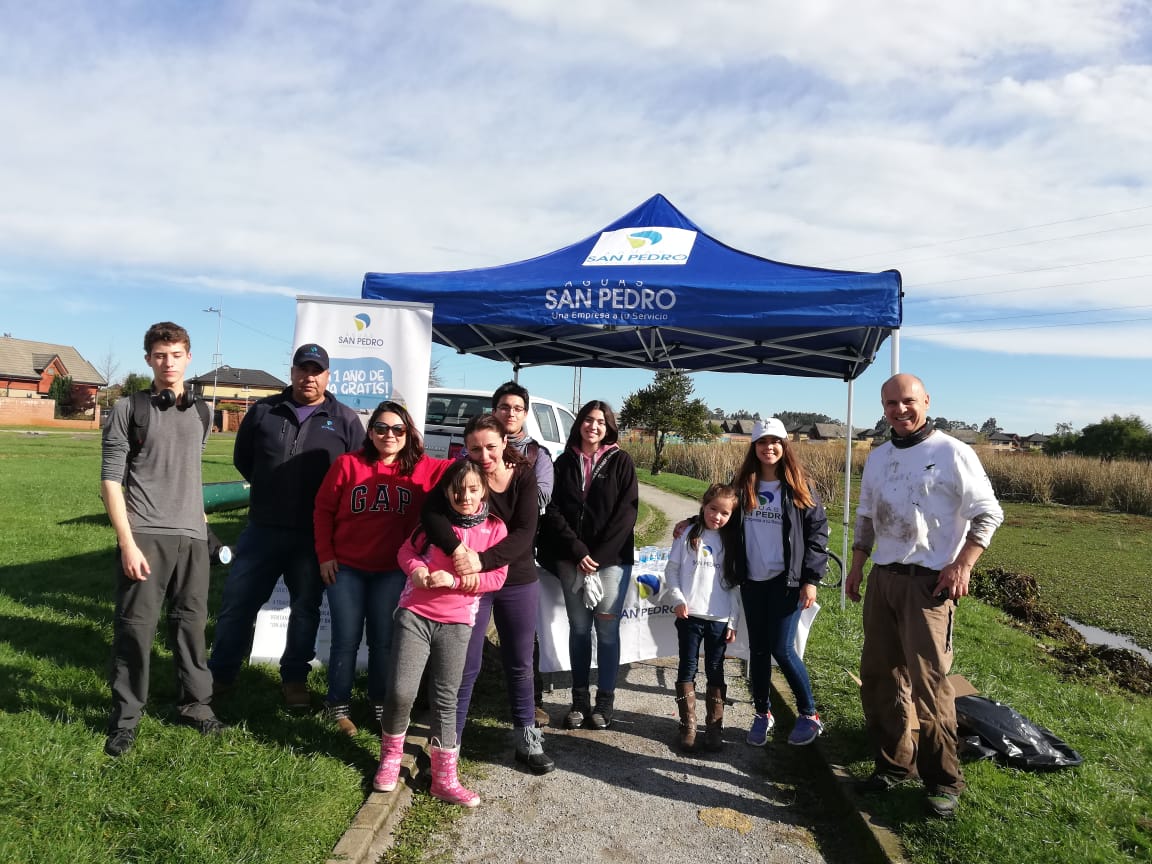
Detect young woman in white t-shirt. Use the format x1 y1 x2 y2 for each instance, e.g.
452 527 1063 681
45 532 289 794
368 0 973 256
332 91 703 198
727 418 829 748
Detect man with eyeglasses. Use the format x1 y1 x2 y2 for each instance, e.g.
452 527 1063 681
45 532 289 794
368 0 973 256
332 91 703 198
492 381 553 512
492 380 556 727
209 343 362 710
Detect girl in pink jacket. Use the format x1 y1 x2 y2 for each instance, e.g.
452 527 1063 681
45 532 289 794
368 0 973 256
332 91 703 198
372 459 508 807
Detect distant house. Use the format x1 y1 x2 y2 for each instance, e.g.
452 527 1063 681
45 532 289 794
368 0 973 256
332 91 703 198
0 336 105 414
985 432 1047 452
722 417 757 436
1022 433 1049 451
792 423 868 442
987 431 1020 451
188 366 287 420
944 428 982 446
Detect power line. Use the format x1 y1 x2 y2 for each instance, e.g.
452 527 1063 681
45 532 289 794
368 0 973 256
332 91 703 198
911 252 1152 288
912 313 1152 336
224 314 291 346
823 202 1152 265
893 221 1152 268
905 272 1151 304
911 303 1152 328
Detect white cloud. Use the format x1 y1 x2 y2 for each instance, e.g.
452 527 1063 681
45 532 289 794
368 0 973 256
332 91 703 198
907 321 1152 357
0 0 1151 433
474 0 1134 83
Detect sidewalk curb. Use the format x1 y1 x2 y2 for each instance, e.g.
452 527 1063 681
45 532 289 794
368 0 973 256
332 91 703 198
324 726 431 864
770 684 909 864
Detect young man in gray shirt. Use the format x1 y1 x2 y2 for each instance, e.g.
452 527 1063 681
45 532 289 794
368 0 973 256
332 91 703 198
100 321 224 756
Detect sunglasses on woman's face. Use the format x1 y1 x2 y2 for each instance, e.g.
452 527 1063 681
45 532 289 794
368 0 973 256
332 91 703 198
370 423 407 437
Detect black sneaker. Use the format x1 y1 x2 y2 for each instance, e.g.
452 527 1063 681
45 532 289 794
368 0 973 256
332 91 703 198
180 716 228 736
104 728 136 757
589 692 615 730
925 788 959 818
856 772 902 794
563 706 585 729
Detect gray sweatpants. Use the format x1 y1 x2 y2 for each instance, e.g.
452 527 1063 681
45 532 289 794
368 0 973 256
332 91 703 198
381 607 473 748
108 533 215 731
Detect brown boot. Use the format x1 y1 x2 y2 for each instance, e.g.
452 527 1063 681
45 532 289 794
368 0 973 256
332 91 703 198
675 682 697 751
704 684 726 752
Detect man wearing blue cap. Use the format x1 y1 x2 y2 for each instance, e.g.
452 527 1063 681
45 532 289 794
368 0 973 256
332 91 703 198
209 343 362 709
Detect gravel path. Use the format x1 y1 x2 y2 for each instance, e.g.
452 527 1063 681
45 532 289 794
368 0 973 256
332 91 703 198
422 658 849 864
414 485 854 864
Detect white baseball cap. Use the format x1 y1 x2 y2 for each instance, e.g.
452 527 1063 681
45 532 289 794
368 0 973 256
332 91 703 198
751 417 788 442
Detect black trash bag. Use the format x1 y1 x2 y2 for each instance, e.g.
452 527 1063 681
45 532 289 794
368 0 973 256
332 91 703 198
955 695 1082 770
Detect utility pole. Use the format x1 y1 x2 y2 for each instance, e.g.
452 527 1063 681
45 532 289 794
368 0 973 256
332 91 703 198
204 305 222 430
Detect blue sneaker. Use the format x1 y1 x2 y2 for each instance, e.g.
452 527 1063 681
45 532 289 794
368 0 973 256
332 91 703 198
745 711 775 746
788 713 824 746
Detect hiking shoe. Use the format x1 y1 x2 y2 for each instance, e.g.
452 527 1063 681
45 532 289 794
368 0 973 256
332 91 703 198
327 703 358 736
564 687 592 729
104 728 136 757
180 716 228 736
788 713 823 746
534 706 551 728
926 788 959 818
856 771 903 794
514 725 556 775
746 711 775 746
589 691 614 730
282 681 311 710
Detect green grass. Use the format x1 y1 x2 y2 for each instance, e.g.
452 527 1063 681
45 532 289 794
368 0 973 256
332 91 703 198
977 503 1152 647
635 466 706 499
634 498 669 547
0 431 366 864
7 432 1152 864
639 469 1152 864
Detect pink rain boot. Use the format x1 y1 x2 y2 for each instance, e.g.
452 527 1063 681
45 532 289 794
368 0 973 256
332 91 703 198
429 742 480 808
372 732 407 793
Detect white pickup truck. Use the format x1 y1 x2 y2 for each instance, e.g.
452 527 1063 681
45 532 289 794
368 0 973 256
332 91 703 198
423 387 576 459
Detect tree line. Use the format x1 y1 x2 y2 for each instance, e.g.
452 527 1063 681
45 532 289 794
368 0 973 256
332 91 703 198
1042 415 1152 461
619 371 1152 471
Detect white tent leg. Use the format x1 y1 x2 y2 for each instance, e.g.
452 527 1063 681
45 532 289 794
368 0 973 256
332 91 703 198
842 379 854 610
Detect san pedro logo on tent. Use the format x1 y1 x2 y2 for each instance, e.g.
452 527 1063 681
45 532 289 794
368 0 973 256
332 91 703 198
583 226 697 266
354 313 371 331
628 230 663 248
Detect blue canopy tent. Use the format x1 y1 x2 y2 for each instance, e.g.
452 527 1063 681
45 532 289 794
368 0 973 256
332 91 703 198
362 194 901 380
362 194 903 605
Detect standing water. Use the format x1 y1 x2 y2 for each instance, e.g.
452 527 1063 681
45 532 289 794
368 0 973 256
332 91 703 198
1065 618 1152 663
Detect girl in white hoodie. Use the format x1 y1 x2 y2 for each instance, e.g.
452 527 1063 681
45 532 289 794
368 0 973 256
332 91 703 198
663 483 741 753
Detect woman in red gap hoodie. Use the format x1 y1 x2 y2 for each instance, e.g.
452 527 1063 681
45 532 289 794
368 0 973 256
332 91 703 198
313 400 452 735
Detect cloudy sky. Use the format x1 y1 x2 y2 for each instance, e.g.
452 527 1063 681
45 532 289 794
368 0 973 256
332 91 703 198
3 0 1150 433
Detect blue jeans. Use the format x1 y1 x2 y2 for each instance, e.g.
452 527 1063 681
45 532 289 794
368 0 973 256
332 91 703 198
208 522 324 685
675 616 729 689
324 566 405 705
558 562 631 692
740 578 817 716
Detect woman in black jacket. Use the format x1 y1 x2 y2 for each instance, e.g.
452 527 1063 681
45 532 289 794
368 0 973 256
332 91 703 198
539 400 638 731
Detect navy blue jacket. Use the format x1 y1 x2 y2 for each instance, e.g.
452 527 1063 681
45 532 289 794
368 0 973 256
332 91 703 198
234 388 362 530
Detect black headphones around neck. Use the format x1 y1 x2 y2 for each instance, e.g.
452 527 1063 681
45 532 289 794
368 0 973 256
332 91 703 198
153 387 193 408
